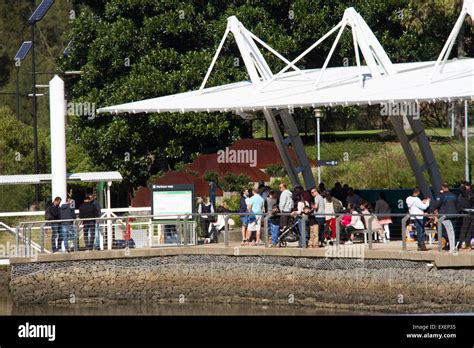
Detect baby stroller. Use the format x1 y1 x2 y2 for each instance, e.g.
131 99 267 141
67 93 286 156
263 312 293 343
277 215 300 247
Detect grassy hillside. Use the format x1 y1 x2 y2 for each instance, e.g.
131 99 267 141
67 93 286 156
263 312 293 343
305 139 471 189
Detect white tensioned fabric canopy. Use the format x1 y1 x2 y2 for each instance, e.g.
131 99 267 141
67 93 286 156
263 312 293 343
98 3 474 115
98 59 474 114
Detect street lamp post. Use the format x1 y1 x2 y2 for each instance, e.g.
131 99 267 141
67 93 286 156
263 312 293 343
314 109 323 185
28 0 55 204
31 24 40 204
14 41 33 121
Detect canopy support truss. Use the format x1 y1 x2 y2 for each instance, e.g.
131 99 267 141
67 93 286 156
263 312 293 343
261 7 397 92
389 112 443 200
431 0 473 81
200 15 315 188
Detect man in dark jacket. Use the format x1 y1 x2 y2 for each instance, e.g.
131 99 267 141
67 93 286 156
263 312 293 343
79 195 101 250
45 197 61 253
60 197 76 252
457 182 473 250
433 183 460 250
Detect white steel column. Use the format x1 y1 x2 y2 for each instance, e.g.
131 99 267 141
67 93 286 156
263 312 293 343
317 117 321 184
49 75 67 203
107 181 112 250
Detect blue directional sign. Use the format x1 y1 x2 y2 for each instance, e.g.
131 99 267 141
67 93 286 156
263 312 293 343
318 160 339 166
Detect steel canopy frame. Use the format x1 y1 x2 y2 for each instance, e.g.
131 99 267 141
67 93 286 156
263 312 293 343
431 0 474 80
200 16 316 189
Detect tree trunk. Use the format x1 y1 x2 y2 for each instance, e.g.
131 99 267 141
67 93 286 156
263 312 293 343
453 102 465 139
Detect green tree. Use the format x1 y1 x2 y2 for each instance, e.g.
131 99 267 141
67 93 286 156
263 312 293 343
59 0 316 192
0 106 49 210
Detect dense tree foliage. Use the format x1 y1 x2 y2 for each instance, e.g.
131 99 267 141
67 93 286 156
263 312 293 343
0 0 471 202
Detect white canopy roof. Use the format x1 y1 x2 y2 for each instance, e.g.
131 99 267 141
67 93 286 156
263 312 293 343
98 3 474 115
98 59 474 114
0 172 123 185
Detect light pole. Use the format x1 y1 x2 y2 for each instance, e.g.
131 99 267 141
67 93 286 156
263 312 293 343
314 108 323 185
28 0 55 204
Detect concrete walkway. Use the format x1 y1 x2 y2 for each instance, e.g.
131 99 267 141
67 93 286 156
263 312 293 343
9 240 473 268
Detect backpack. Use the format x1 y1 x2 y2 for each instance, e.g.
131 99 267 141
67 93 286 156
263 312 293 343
332 198 343 213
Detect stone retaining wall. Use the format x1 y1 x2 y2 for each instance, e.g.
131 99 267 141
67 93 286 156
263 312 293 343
0 265 9 290
9 255 474 308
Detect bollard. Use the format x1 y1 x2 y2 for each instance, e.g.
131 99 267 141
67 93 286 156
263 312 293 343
27 225 32 257
401 215 410 251
301 215 308 248
15 226 20 257
264 214 271 248
368 215 374 250
183 215 189 246
148 218 153 248
336 215 342 246
40 223 45 253
437 215 445 252
176 215 182 246
73 220 80 253
224 216 229 247
22 225 27 257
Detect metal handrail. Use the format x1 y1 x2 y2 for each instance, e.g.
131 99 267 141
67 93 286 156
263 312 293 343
12 212 471 256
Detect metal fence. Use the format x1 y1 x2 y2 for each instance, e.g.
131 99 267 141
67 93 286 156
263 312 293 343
11 211 474 257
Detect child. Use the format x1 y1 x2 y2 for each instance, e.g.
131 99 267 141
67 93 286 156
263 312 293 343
269 205 280 247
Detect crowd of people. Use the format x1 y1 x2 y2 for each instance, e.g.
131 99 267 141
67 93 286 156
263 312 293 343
406 181 473 251
235 180 473 251
237 181 379 247
45 194 101 253
44 181 473 252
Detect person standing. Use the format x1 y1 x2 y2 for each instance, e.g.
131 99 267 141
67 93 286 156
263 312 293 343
278 183 293 229
456 181 473 250
247 187 265 245
292 193 310 247
269 205 281 247
375 192 392 242
45 197 61 253
311 188 326 247
433 183 459 251
79 195 101 251
198 196 214 239
324 193 339 242
239 187 250 245
331 182 346 207
60 197 76 252
346 188 362 207
406 188 430 251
